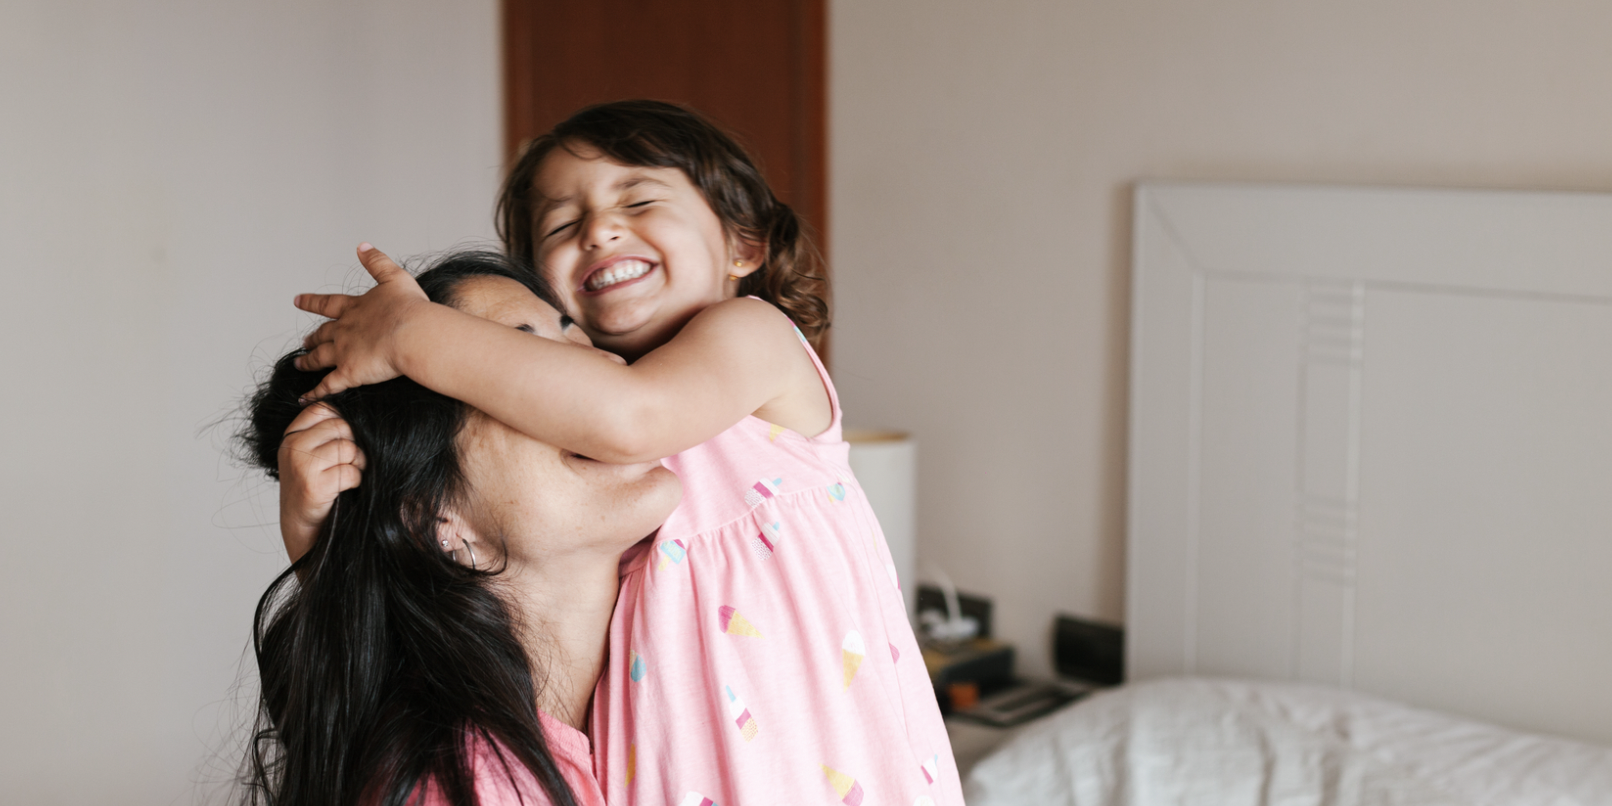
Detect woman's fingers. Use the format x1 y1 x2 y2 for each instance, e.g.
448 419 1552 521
325 462 363 493
303 436 363 472
282 401 342 437
279 410 366 492
281 414 362 465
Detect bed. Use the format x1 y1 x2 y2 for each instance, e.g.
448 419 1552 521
965 182 1612 804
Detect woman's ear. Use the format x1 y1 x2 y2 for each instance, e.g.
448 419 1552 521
436 509 482 568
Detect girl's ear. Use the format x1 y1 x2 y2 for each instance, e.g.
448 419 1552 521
728 238 766 280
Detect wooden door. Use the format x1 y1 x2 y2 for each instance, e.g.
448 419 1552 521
502 0 826 252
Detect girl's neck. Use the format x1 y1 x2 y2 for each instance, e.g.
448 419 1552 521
492 546 625 730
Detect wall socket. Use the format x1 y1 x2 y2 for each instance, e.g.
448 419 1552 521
915 585 993 639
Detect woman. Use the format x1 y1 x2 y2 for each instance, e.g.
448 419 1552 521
237 253 681 806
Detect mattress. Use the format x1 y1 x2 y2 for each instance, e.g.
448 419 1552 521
964 677 1612 805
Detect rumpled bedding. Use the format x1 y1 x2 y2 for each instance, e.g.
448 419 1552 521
964 677 1612 805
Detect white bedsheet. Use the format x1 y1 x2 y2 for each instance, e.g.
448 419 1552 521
964 678 1612 805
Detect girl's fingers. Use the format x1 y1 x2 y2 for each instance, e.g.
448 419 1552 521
294 292 354 318
295 342 338 372
357 243 408 284
302 319 338 350
301 369 354 403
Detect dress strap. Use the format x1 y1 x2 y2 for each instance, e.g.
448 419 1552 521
746 296 842 441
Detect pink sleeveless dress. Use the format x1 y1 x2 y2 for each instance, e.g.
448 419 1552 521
590 322 963 806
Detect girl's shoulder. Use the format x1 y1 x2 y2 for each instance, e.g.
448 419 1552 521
673 296 831 439
678 295 800 346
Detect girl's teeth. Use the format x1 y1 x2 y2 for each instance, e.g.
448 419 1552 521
587 260 650 291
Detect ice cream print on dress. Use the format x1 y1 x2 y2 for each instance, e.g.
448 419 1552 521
743 476 783 507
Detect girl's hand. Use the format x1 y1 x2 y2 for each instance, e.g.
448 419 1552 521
277 402 366 563
294 244 430 400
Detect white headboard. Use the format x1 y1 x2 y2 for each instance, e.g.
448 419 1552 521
1127 182 1612 744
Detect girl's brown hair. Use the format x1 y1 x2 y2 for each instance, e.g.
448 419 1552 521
496 100 830 349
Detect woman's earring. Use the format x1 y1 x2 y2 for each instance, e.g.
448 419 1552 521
438 516 476 569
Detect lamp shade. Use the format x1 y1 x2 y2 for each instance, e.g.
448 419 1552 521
845 429 918 622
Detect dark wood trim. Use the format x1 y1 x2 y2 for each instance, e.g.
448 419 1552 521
500 0 829 360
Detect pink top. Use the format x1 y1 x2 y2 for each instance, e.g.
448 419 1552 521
415 710 606 806
590 318 963 805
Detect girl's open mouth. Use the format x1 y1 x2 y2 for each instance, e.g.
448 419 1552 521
583 258 655 293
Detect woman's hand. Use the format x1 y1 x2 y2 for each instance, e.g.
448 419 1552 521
277 402 365 563
294 244 430 400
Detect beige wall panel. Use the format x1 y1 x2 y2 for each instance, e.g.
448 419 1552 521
831 0 1612 676
0 2 500 801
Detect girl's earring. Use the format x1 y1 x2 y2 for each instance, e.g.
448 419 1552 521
729 259 744 281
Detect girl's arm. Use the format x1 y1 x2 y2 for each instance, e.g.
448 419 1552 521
297 246 826 464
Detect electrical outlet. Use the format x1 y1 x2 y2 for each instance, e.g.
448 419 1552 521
915 585 993 639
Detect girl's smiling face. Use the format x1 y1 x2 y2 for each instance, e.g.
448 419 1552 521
530 144 760 361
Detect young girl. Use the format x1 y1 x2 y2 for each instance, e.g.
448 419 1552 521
290 101 963 806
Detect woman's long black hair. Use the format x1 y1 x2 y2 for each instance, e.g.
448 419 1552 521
237 251 578 806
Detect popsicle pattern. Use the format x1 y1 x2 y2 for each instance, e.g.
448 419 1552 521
841 631 866 689
657 538 688 571
768 422 787 441
749 531 776 560
593 316 963 806
718 605 762 637
724 684 760 741
743 476 782 507
821 764 865 806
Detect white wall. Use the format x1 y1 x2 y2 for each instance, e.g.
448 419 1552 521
0 2 500 802
830 0 1612 678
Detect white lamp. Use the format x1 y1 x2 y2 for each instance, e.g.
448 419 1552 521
845 429 918 622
